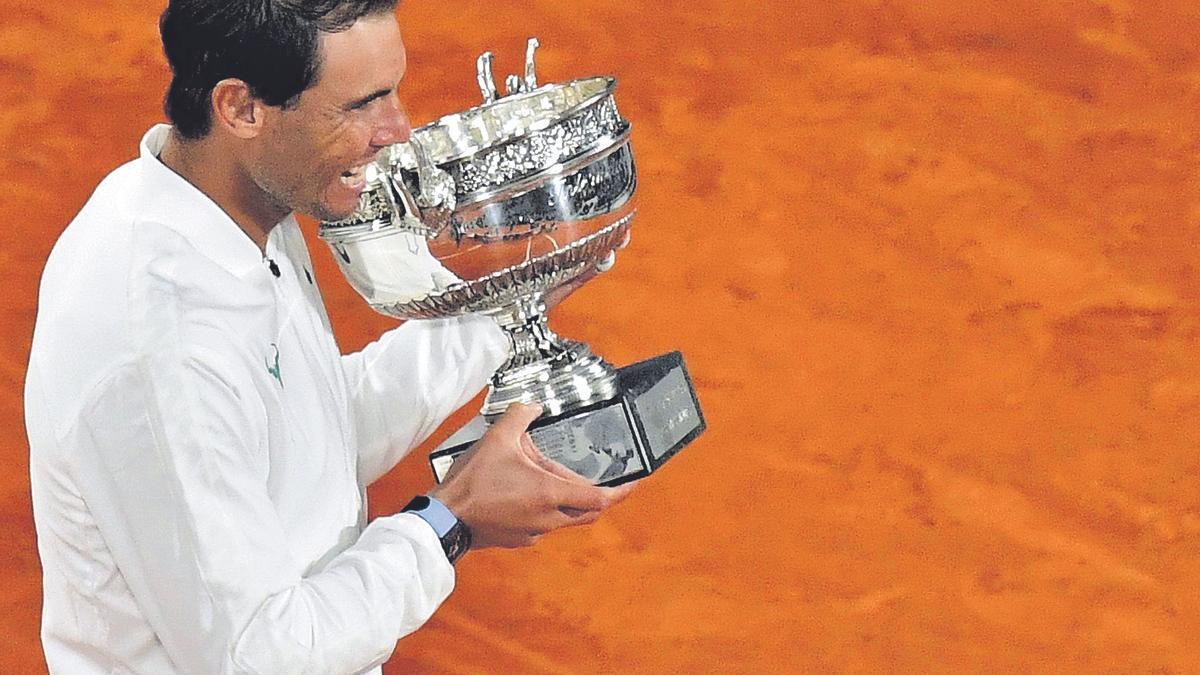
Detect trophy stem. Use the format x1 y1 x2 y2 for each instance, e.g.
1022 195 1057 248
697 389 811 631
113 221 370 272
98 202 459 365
482 293 619 419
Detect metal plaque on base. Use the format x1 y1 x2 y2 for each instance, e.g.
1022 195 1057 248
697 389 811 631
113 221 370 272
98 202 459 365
431 352 704 486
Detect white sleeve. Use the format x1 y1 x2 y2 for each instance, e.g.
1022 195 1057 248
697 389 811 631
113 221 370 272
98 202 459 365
67 347 455 674
341 315 510 486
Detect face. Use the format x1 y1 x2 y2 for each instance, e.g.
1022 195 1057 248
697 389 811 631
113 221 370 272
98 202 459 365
248 12 411 222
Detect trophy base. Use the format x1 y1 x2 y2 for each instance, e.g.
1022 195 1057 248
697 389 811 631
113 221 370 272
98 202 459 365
431 351 705 487
481 339 620 419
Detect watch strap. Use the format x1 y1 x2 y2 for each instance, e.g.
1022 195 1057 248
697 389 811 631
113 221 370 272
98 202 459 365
402 495 471 564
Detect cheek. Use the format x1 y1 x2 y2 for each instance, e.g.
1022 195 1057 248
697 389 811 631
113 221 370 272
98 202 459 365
331 120 375 162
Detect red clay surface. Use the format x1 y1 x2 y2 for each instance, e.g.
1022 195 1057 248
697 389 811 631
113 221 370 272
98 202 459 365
3 1 1200 672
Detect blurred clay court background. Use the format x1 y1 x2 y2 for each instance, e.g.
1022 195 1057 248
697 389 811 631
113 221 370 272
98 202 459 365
3 0 1200 672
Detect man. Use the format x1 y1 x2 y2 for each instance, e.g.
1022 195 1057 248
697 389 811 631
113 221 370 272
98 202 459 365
25 1 631 672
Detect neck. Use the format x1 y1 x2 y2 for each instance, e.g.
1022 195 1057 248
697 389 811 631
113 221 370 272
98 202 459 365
158 129 289 252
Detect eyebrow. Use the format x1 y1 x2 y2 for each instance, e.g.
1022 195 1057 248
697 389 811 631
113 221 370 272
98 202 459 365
344 88 393 111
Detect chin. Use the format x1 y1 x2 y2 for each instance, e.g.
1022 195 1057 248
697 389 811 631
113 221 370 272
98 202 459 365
301 201 356 223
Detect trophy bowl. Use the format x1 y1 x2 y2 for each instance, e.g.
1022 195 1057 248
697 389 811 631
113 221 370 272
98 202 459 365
320 40 704 486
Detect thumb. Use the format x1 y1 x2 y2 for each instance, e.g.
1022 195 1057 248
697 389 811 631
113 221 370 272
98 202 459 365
488 402 544 438
522 435 591 484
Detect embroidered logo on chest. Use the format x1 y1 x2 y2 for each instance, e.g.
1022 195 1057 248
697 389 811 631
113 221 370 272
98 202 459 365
266 343 283 386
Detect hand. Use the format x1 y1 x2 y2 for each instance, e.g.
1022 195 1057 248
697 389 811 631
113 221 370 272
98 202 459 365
429 403 636 548
543 230 631 311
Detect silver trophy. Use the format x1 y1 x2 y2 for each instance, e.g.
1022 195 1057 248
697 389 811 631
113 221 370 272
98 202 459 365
319 39 705 486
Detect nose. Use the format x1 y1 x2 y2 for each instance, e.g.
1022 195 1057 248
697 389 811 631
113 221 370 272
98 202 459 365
371 92 411 147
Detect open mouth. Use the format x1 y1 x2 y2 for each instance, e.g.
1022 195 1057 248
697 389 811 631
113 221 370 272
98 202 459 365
340 163 368 189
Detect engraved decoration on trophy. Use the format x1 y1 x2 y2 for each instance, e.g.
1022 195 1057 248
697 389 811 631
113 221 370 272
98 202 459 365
318 39 706 486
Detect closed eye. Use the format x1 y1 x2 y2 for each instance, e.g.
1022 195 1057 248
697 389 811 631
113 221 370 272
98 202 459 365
345 88 393 111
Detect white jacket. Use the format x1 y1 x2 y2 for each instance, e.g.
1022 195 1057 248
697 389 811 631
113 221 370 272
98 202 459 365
25 125 508 674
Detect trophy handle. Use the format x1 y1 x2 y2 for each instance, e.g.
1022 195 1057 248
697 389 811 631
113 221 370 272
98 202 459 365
409 138 455 210
379 137 456 238
372 161 423 237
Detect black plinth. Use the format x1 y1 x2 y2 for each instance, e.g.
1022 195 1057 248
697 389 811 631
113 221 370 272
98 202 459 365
430 351 706 487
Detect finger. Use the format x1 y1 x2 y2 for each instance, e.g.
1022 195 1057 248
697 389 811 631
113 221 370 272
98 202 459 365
487 529 541 549
488 402 544 439
519 433 551 467
547 482 611 513
602 480 639 505
522 437 592 485
619 231 631 249
540 458 590 484
550 478 637 514
509 499 609 539
503 534 540 549
556 506 602 527
515 530 542 548
527 505 602 534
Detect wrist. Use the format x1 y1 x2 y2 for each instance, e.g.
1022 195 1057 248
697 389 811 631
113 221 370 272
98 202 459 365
402 494 472 564
428 481 471 527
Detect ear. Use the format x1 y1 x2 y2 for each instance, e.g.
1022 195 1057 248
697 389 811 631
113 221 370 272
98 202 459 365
210 78 264 139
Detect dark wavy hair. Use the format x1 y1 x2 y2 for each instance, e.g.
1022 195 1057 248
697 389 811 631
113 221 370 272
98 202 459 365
160 0 398 139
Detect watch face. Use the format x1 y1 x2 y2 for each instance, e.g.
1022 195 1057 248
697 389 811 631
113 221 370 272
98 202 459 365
444 522 471 564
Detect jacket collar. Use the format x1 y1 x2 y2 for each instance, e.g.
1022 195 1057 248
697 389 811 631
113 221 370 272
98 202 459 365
137 124 292 278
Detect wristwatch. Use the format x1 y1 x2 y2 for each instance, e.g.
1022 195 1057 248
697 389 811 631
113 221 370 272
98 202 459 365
402 495 472 564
